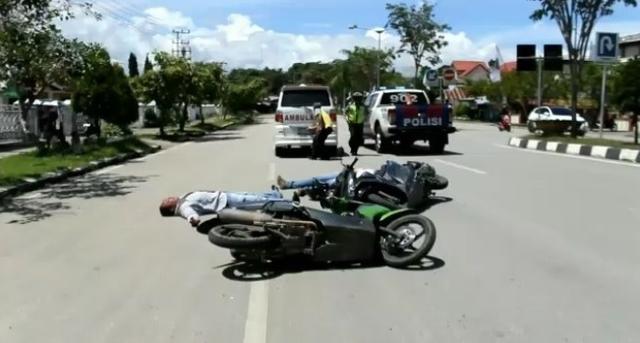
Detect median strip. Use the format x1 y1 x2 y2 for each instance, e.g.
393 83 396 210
508 137 640 164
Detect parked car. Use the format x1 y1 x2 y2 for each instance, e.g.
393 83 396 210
527 106 589 136
274 85 337 156
363 88 455 153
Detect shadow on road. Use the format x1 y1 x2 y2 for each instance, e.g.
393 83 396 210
276 147 350 160
219 255 446 282
363 144 463 156
192 132 245 143
415 196 454 212
0 173 153 225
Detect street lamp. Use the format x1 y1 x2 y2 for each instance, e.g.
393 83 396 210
349 24 385 89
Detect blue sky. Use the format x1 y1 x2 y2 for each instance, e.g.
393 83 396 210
61 0 640 72
130 0 639 39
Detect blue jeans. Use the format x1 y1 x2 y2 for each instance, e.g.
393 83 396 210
226 191 287 210
283 173 340 190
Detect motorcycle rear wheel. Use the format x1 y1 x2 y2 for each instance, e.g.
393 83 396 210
380 215 436 268
209 225 274 249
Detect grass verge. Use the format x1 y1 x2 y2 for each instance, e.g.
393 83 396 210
0 137 153 187
522 134 639 149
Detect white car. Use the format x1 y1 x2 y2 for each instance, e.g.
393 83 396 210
363 88 455 153
527 106 589 135
274 85 337 156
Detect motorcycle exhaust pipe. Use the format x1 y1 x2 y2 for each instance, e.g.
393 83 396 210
217 209 273 225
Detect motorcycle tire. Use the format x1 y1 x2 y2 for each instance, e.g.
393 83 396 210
209 224 275 249
380 215 436 268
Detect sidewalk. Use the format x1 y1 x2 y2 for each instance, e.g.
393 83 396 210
0 141 35 159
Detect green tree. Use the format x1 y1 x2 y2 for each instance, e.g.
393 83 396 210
465 79 502 102
0 0 94 124
128 52 139 77
133 52 189 136
143 55 153 74
73 45 138 136
154 53 195 132
341 46 396 91
287 62 333 85
223 78 267 117
386 2 450 86
530 0 637 137
611 58 640 144
192 62 225 124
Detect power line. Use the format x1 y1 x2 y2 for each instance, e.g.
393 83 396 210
96 0 165 27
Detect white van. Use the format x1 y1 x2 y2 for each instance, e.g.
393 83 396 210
274 85 337 156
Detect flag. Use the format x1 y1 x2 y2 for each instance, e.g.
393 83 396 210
489 45 503 83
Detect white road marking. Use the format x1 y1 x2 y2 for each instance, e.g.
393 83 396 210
496 144 640 168
95 165 123 175
434 159 487 175
243 281 270 343
546 141 559 152
268 162 276 182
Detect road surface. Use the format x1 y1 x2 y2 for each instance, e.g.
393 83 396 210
2 117 639 343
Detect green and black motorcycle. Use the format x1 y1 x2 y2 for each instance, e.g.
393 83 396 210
208 159 437 268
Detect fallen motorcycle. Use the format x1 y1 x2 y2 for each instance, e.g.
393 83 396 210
207 198 437 268
304 158 448 210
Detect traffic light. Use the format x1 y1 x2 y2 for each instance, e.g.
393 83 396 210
517 44 537 71
544 44 563 71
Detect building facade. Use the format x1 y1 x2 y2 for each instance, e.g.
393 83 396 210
620 33 640 62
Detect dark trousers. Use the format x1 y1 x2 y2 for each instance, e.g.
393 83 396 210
312 128 332 159
348 123 364 154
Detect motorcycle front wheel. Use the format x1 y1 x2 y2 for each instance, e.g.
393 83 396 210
380 215 436 268
209 224 275 249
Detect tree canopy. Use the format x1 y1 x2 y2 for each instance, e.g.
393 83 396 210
386 2 450 85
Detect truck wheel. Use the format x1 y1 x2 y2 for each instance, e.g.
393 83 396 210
429 138 445 154
375 125 389 153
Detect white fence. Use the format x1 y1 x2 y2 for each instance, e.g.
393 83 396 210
0 105 25 141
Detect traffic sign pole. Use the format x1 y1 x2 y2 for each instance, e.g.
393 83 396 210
599 64 608 139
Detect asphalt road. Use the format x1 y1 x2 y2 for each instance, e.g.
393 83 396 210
2 117 639 343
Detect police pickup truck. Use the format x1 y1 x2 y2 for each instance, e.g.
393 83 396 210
363 88 456 153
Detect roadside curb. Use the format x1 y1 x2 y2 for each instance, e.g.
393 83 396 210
0 145 162 200
508 137 640 164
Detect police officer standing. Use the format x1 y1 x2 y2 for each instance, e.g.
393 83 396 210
309 103 334 160
346 92 365 156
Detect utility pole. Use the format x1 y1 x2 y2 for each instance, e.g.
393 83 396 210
536 57 543 107
172 28 191 60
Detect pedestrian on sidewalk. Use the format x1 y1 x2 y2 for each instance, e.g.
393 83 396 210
346 92 365 156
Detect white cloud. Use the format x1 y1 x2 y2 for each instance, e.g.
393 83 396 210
60 8 640 75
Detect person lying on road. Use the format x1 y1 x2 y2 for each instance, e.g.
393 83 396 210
159 190 287 227
277 160 448 198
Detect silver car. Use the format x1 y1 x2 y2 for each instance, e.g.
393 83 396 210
274 85 337 156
